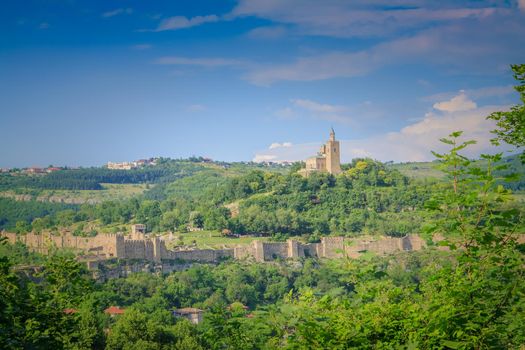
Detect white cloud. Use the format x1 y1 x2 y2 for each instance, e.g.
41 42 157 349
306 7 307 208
186 104 207 112
102 8 133 18
246 26 287 39
269 142 292 149
467 85 515 99
433 92 477 112
243 15 525 85
253 154 278 162
292 99 346 113
156 15 218 31
155 56 244 67
276 98 355 125
232 0 499 38
253 101 513 163
423 85 515 103
350 148 373 158
245 51 374 85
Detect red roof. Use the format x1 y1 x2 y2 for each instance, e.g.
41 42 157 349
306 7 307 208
104 306 125 315
63 308 78 314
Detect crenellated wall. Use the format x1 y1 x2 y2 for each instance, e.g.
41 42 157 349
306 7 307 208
233 244 256 260
1 230 432 264
1 231 124 258
320 236 346 258
168 249 234 262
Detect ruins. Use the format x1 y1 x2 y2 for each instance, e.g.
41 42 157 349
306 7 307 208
1 227 427 265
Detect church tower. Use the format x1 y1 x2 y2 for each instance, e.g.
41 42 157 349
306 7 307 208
325 128 342 175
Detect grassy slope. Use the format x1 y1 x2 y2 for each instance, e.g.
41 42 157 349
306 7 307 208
165 230 267 249
389 161 444 179
0 183 149 204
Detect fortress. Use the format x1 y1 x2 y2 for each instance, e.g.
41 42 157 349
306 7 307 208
299 128 342 177
1 225 427 266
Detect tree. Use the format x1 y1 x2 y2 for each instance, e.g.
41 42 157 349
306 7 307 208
421 131 525 348
487 64 525 162
41 255 93 308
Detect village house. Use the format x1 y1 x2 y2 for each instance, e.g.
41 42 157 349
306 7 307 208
104 306 125 317
173 307 204 325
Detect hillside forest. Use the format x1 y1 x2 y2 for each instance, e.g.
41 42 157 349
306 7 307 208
0 64 524 349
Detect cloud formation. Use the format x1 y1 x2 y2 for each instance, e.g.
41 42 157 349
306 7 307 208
102 8 133 18
245 51 374 85
274 99 364 125
156 15 219 31
246 26 287 39
433 92 477 112
292 99 346 114
423 85 515 103
232 0 500 38
254 95 513 163
269 142 292 149
244 14 525 85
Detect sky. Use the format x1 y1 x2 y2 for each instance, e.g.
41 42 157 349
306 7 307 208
1 0 525 167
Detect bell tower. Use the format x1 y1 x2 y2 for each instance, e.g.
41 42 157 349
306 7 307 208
325 128 341 175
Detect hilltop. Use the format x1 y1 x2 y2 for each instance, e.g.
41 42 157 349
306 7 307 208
1 154 523 246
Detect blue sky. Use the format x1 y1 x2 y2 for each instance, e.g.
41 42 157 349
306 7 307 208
1 0 524 167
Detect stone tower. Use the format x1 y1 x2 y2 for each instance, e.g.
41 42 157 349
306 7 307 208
325 128 342 175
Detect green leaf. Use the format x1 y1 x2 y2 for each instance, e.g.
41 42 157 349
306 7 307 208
440 138 455 145
442 340 466 349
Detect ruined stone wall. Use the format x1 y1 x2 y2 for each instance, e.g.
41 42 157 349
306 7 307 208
287 240 302 259
234 244 256 260
123 239 155 260
305 243 322 258
402 235 427 251
252 241 265 262
3 230 440 265
320 236 345 258
168 249 234 262
1 231 122 257
261 242 289 261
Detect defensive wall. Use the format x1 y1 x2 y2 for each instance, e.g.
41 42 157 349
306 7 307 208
1 230 427 264
233 234 427 262
2 231 125 258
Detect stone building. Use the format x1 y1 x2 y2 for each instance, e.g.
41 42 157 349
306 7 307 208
173 308 204 324
300 128 342 176
130 224 146 239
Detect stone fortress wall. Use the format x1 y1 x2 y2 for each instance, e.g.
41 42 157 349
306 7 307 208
1 228 428 264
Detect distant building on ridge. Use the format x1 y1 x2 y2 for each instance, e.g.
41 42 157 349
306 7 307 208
299 128 342 177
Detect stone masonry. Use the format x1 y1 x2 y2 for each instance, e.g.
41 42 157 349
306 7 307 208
1 230 427 264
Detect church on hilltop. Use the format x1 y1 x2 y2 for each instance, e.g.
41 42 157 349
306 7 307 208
299 128 342 177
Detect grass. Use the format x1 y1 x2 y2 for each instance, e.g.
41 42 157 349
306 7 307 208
389 162 445 179
165 230 268 249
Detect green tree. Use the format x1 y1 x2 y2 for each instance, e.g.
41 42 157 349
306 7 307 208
487 64 525 162
420 131 525 348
